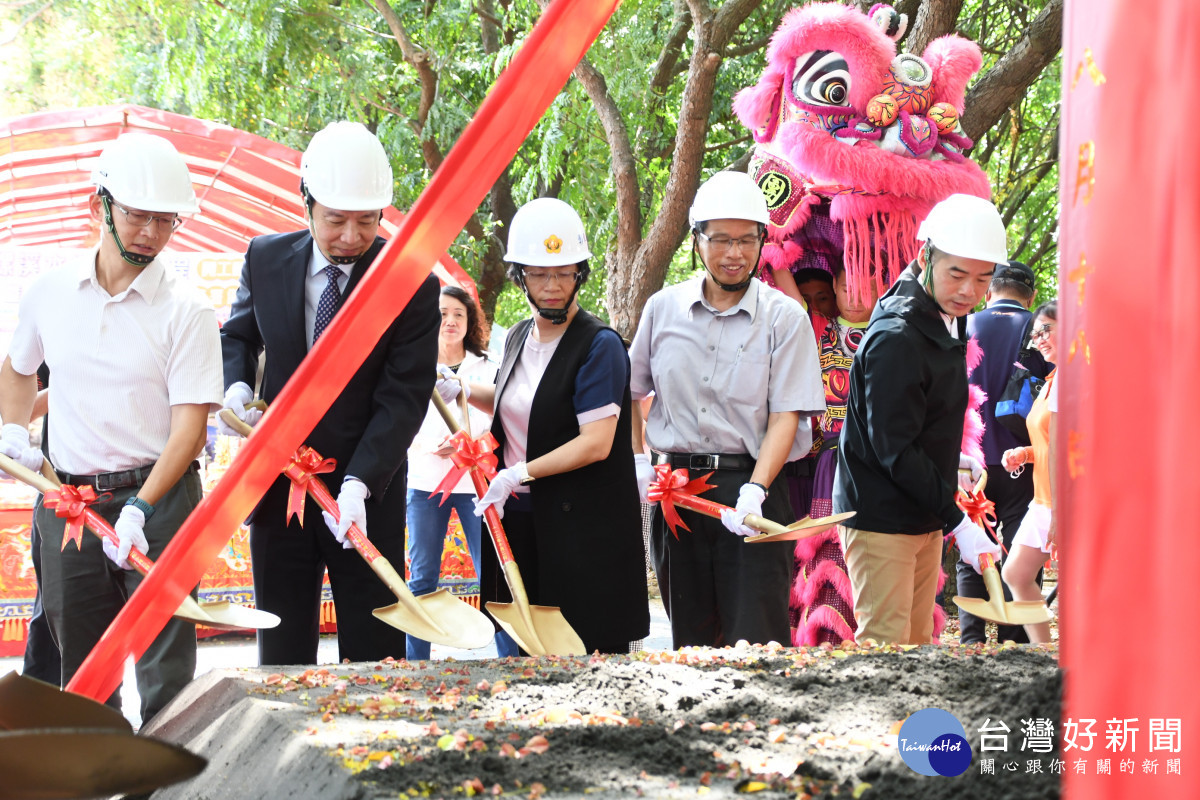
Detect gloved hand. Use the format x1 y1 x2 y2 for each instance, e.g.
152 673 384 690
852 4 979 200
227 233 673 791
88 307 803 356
473 461 527 520
435 364 469 404
0 423 44 476
958 453 984 492
633 454 655 504
103 504 149 570
322 478 369 549
951 514 1002 574
719 482 767 537
216 382 262 435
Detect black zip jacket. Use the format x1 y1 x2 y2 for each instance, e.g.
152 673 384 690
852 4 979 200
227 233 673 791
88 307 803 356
832 262 970 534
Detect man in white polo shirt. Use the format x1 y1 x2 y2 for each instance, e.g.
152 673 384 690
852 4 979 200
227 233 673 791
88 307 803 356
0 133 222 724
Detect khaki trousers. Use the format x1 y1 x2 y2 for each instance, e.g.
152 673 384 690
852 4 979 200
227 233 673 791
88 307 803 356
839 525 943 645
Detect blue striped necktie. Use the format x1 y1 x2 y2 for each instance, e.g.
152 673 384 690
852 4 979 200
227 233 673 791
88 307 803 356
313 264 343 344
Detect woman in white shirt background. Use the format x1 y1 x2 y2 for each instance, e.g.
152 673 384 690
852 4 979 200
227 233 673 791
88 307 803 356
405 285 498 660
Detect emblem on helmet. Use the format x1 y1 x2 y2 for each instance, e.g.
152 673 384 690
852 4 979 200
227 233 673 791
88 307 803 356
544 235 563 254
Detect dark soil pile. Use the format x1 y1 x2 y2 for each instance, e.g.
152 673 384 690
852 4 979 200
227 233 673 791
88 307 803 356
259 640 1059 799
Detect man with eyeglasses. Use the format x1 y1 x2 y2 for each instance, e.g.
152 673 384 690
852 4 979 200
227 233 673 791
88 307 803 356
219 121 440 666
0 132 222 724
628 171 825 648
956 259 1051 644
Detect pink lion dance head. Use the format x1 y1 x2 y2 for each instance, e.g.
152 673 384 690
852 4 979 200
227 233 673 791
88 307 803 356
734 2 990 304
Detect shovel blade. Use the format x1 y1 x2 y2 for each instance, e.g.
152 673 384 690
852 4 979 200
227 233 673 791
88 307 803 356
0 672 131 733
486 602 586 656
953 596 1054 626
744 511 857 543
0 728 206 799
195 601 282 631
374 589 495 650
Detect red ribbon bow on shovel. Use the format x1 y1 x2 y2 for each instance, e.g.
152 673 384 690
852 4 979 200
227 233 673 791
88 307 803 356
282 446 337 526
44 484 103 552
432 430 499 505
646 465 721 538
955 486 1003 552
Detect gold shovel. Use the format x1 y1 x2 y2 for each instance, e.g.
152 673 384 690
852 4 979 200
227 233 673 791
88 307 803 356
218 409 495 650
430 388 585 656
0 454 279 631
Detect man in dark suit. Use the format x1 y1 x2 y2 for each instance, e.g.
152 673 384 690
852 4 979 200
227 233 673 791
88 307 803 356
219 122 439 666
959 260 1050 644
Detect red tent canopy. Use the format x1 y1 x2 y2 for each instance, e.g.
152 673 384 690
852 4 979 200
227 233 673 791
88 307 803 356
0 104 476 291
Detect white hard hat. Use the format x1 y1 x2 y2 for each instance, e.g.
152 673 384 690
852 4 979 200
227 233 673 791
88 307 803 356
90 133 199 214
301 122 393 211
689 171 770 228
505 197 592 267
917 193 1009 265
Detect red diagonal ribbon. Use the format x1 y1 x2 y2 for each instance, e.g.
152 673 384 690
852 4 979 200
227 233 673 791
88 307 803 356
432 430 499 505
955 487 1004 552
282 446 337 526
646 465 721 538
45 484 100 552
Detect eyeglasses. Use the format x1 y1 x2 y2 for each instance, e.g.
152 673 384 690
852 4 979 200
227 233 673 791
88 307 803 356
1031 324 1054 342
696 231 763 253
111 200 182 231
523 270 579 287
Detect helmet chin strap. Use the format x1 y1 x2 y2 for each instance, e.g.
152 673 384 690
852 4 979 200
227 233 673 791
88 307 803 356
303 188 365 266
100 195 154 267
693 241 761 293
920 241 951 315
515 270 583 325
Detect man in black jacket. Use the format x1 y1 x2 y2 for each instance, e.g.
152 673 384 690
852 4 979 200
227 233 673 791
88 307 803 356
832 194 1005 645
958 261 1050 643
219 122 439 665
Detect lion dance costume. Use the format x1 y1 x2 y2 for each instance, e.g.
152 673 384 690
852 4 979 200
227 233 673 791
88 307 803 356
733 2 992 645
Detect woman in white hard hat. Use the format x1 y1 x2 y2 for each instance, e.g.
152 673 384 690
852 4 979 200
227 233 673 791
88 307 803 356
627 171 825 648
832 192 1005 645
443 197 649 655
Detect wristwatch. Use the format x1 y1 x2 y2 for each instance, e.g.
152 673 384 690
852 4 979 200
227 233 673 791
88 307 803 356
125 496 156 520
517 461 535 485
748 481 769 498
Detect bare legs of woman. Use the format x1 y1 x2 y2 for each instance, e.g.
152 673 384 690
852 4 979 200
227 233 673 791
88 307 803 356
1002 544 1052 643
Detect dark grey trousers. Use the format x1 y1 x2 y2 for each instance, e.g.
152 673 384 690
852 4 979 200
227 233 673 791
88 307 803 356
39 468 201 725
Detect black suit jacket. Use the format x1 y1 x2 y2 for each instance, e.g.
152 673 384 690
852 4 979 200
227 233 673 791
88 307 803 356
220 229 440 521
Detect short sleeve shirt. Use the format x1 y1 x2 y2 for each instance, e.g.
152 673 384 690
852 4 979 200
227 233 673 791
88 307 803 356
628 276 825 459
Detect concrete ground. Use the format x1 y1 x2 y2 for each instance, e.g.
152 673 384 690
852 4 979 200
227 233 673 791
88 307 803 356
0 597 674 729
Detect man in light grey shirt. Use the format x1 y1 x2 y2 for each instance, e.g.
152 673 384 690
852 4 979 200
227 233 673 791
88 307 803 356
629 171 825 647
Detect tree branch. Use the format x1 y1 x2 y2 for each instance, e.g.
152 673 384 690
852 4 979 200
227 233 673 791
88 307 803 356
962 0 1063 142
907 0 965 57
0 0 51 47
648 0 692 97
370 0 444 172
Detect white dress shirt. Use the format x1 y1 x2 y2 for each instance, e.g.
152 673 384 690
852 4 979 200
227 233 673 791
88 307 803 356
7 249 223 474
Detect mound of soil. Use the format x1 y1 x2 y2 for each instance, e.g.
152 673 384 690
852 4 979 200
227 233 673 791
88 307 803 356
245 641 1059 799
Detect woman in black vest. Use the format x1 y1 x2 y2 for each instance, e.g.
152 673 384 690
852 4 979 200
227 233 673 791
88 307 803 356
439 198 649 655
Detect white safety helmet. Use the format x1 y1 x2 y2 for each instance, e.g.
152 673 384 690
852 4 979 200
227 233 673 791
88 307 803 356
91 132 199 214
505 197 592 267
917 193 1009 265
301 122 393 211
688 171 770 228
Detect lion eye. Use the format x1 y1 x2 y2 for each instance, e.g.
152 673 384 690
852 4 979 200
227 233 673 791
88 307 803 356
791 50 852 108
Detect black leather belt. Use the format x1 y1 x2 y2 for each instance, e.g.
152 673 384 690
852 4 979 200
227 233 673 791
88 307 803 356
55 461 198 492
652 451 755 472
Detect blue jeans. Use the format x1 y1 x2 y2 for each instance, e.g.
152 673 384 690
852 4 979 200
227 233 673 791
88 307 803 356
405 488 485 660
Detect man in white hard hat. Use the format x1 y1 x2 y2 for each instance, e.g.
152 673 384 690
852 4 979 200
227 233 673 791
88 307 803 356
219 122 439 666
832 192 1005 645
0 132 222 723
628 171 825 648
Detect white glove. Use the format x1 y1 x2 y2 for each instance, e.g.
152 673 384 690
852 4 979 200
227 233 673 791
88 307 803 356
435 364 469 404
473 462 527 520
217 382 262 435
634 454 655 504
322 478 369 549
958 453 984 492
104 505 149 570
719 482 767 537
0 423 44 476
951 514 1002 574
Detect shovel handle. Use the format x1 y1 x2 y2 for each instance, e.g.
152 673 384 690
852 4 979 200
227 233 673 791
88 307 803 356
218 408 255 438
979 551 997 572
